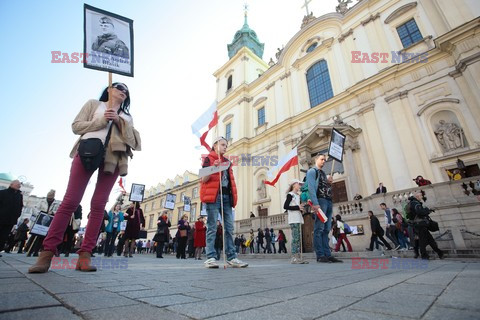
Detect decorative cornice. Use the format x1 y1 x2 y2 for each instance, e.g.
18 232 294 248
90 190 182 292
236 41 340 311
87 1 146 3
384 2 418 24
253 97 267 108
222 114 234 123
361 12 380 26
417 98 460 116
338 29 353 43
265 81 275 90
355 103 375 116
385 90 408 103
279 71 291 80
237 96 253 105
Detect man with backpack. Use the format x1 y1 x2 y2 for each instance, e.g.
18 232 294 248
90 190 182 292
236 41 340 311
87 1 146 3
306 154 342 263
408 192 444 260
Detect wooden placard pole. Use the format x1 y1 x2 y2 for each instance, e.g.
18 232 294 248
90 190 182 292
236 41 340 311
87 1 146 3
296 164 304 262
108 72 113 110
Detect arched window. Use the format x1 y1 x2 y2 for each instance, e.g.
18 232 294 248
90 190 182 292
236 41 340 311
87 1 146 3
227 75 233 91
306 60 333 108
306 43 317 53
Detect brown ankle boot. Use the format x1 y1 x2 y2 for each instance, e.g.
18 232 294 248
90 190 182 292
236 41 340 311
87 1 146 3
28 251 54 273
75 252 97 272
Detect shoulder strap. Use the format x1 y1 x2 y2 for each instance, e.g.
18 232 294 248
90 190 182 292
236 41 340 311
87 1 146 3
104 109 120 148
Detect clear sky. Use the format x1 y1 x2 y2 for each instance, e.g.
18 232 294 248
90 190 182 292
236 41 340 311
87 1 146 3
0 0 338 221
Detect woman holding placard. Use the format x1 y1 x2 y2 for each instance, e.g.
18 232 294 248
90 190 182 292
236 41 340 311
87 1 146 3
29 83 141 273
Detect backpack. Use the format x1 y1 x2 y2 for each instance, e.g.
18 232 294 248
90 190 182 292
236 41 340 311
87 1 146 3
343 222 352 234
404 200 415 220
300 168 320 203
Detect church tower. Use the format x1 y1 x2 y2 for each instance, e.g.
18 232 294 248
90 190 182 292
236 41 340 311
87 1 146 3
214 8 269 103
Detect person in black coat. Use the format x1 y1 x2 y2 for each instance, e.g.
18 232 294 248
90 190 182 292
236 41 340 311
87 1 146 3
256 228 264 253
0 180 23 257
375 182 387 194
366 210 392 251
155 211 171 258
410 192 444 260
15 218 30 253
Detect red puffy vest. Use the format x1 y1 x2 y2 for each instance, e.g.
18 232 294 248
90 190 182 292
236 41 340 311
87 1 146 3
200 151 238 207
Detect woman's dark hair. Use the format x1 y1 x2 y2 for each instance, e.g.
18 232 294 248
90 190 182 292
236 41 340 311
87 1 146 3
99 82 131 115
335 214 342 221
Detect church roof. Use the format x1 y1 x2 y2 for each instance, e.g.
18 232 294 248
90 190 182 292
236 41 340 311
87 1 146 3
0 172 15 182
227 13 264 59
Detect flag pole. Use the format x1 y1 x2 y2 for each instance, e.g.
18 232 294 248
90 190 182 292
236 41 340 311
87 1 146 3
296 161 304 262
214 128 227 269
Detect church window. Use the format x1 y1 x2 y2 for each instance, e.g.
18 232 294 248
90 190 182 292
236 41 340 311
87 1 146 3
306 60 334 108
258 107 265 126
306 43 317 53
227 75 233 91
225 123 232 141
396 19 422 48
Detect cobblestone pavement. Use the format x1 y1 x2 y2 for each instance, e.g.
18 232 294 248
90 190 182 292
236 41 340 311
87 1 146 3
0 254 479 319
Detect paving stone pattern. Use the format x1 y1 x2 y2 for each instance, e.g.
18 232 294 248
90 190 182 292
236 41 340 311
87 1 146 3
0 254 479 319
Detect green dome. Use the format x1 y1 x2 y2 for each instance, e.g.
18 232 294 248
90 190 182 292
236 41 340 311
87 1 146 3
0 172 15 182
227 13 264 59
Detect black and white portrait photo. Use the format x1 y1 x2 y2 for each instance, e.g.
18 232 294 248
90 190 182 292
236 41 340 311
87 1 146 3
328 128 346 162
30 212 53 236
84 4 134 76
165 193 177 210
129 183 145 202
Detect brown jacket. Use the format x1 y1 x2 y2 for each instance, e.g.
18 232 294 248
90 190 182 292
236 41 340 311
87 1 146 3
69 99 141 176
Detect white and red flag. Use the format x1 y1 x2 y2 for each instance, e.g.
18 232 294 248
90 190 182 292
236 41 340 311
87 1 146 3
118 177 126 194
191 101 218 151
308 200 328 223
264 147 298 186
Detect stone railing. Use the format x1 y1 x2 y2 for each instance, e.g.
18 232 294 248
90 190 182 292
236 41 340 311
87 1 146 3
235 176 480 251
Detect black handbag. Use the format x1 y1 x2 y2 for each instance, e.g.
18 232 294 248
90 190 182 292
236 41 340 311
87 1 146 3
77 116 115 171
152 233 163 242
138 230 147 239
78 138 105 171
427 217 439 232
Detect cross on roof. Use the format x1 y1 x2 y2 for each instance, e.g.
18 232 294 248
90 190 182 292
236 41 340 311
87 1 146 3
302 0 313 16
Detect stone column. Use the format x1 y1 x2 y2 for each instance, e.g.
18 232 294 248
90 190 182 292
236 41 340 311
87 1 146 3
375 95 411 190
344 138 360 199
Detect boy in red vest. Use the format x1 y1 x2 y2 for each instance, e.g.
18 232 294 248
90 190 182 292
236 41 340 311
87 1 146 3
200 136 248 268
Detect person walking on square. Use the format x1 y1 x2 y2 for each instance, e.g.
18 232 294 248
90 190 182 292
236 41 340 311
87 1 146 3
176 214 190 259
248 229 255 254
284 179 307 264
194 216 206 260
29 82 141 273
200 136 248 268
256 228 265 254
155 211 170 258
264 228 272 253
15 218 29 254
27 189 59 257
409 192 444 260
270 228 277 254
307 154 342 263
367 211 392 251
334 215 352 252
123 202 145 258
0 180 23 258
380 203 400 250
277 230 287 254
104 204 124 257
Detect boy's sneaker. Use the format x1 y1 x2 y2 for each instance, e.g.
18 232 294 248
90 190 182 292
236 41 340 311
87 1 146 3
204 258 219 269
227 258 248 268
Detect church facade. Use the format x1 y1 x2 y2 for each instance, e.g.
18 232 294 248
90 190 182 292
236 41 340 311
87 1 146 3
212 0 480 225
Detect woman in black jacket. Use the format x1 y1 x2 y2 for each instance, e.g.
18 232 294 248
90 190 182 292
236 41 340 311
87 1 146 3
155 211 171 258
367 211 392 251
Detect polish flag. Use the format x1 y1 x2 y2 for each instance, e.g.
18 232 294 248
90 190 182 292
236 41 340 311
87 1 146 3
307 200 328 223
191 101 218 151
264 148 298 186
118 177 126 193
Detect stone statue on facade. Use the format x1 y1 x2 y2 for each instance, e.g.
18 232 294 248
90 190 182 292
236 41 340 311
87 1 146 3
434 120 465 151
301 12 316 29
275 47 283 61
336 0 352 15
257 181 267 199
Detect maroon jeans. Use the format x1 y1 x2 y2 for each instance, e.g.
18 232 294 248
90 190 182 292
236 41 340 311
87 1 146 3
43 154 119 253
